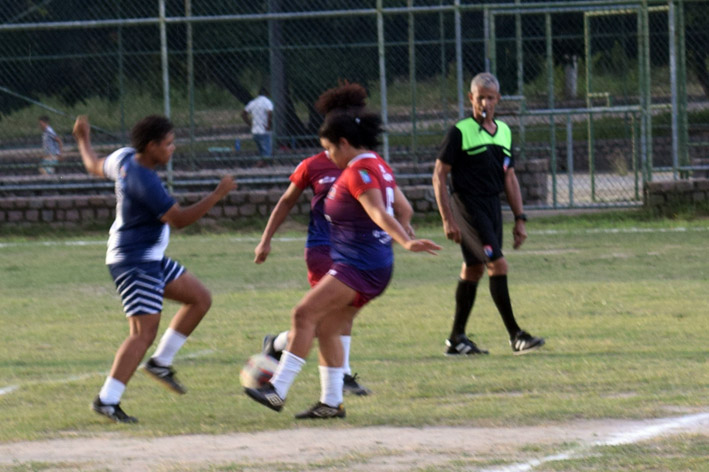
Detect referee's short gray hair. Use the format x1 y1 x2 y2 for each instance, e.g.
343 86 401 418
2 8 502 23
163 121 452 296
470 72 500 92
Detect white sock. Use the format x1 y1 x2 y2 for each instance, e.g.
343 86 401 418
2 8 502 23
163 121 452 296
319 365 345 407
270 350 305 399
273 330 289 352
151 328 187 367
340 335 352 376
99 377 125 405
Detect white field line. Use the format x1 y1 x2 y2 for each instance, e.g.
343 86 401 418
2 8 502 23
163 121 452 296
0 349 215 397
1 226 708 250
480 412 709 472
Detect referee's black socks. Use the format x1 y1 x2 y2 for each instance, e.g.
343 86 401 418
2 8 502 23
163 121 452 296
489 275 521 338
450 279 478 339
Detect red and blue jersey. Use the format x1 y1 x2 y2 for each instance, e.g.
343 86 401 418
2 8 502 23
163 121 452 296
325 152 396 271
290 151 341 248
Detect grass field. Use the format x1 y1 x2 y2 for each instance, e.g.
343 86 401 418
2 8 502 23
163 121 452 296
0 211 707 471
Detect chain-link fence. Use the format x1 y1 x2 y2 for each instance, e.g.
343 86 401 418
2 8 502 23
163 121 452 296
1 0 708 208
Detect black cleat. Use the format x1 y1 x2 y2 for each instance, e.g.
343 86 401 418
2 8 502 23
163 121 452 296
141 358 187 394
244 382 285 412
91 396 138 423
294 401 346 419
510 330 545 355
445 334 489 356
343 373 372 396
261 334 282 361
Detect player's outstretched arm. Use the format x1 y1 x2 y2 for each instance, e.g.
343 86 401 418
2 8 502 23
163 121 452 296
255 182 304 264
359 189 441 255
392 186 415 239
72 115 105 178
162 176 237 229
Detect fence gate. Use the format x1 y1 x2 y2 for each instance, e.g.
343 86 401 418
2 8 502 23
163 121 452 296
486 1 687 208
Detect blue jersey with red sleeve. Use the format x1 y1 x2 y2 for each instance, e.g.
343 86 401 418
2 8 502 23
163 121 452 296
324 152 397 270
290 151 341 248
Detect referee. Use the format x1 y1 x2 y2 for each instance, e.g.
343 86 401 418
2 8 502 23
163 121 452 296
432 72 545 356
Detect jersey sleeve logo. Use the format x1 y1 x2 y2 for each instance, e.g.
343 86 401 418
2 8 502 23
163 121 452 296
358 169 372 184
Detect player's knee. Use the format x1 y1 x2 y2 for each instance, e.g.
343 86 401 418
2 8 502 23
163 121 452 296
198 288 212 314
461 263 484 281
291 304 316 331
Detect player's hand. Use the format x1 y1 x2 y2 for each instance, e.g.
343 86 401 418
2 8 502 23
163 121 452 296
443 220 461 244
215 175 237 198
254 240 271 264
513 221 527 249
72 115 90 141
404 238 442 255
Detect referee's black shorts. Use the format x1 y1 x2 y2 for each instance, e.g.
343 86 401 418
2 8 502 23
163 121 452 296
451 193 504 265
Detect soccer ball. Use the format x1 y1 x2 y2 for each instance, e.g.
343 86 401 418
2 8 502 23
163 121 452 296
239 353 279 389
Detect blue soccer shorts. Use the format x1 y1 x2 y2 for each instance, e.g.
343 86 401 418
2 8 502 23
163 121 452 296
108 257 185 317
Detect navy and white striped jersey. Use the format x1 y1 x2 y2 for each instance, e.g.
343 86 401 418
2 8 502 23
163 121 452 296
103 147 176 265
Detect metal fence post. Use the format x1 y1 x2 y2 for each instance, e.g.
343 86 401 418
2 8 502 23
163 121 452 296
455 0 464 119
377 0 390 163
159 0 172 190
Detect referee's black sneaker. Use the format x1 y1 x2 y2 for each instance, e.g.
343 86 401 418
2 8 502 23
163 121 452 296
244 382 285 412
91 396 138 423
445 334 489 356
510 330 545 354
294 401 346 419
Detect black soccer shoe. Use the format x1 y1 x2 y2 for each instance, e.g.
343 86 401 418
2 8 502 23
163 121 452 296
343 373 372 396
261 334 282 361
91 396 138 423
141 358 187 394
294 401 346 419
445 334 489 356
510 330 545 355
244 382 285 412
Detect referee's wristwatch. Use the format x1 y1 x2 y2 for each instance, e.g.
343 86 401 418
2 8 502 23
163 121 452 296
514 213 528 222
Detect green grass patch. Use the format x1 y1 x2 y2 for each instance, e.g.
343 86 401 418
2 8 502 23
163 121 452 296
0 212 706 471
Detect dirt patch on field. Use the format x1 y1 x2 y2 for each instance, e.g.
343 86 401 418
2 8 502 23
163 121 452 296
1 414 707 472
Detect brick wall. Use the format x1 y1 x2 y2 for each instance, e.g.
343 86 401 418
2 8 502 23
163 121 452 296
644 179 709 216
0 159 549 228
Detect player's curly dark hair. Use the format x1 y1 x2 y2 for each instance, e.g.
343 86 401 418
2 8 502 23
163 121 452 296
314 83 367 115
316 83 382 150
130 115 174 153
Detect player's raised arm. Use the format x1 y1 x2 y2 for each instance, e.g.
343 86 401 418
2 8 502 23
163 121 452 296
73 115 106 178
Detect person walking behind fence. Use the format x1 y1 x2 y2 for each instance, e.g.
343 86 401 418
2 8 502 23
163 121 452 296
242 87 274 161
38 116 63 175
73 114 236 423
432 72 545 357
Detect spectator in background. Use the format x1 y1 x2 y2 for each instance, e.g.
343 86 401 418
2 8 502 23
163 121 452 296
241 87 274 161
38 116 63 175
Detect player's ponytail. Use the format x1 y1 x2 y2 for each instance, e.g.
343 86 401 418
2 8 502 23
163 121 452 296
316 83 382 150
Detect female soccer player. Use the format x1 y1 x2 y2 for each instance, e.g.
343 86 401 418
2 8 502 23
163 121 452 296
245 84 440 418
255 148 381 395
74 115 236 423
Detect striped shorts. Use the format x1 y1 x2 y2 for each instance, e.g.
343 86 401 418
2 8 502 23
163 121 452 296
108 257 185 317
